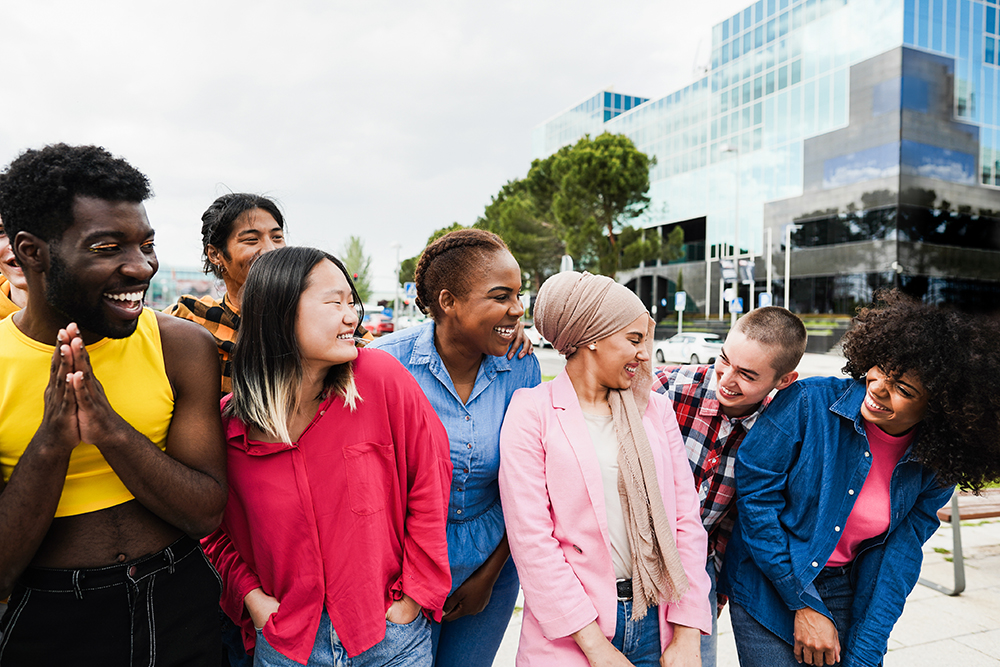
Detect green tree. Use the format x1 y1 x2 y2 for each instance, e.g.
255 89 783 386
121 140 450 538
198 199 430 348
341 235 373 303
548 132 656 278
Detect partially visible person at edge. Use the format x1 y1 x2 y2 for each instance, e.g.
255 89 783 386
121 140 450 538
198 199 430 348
0 214 27 318
165 193 372 399
498 270 711 667
720 289 1000 667
201 246 452 666
369 229 540 667
651 307 807 667
0 143 227 665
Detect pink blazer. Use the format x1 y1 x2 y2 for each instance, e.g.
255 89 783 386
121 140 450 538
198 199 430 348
498 371 711 666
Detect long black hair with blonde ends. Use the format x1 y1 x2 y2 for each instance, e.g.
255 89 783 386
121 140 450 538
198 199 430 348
225 246 365 443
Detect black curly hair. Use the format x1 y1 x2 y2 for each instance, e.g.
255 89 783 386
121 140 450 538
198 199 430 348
200 193 286 279
0 144 151 247
413 229 510 320
841 289 1000 491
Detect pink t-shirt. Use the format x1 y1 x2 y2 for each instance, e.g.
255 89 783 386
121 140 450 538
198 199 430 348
826 421 915 566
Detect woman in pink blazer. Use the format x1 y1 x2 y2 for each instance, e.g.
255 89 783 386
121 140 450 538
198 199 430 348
499 272 711 667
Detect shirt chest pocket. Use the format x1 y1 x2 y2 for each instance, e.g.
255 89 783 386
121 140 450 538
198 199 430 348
343 441 396 515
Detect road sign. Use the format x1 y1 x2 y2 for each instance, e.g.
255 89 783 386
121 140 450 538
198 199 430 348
720 259 737 281
758 292 772 308
404 281 417 300
729 297 744 313
674 291 687 312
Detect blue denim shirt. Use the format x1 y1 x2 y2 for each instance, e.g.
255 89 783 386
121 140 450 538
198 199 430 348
370 322 541 592
720 377 952 667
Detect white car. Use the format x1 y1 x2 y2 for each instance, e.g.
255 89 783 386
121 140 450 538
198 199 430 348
653 333 723 365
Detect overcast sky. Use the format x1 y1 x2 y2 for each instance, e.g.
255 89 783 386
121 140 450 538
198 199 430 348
0 0 749 295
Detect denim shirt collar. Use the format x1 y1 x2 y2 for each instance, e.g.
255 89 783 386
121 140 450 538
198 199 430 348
829 379 921 462
407 321 511 405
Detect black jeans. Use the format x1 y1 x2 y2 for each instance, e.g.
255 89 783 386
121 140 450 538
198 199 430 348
0 536 222 667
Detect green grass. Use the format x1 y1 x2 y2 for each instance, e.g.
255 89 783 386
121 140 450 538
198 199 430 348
542 374 557 382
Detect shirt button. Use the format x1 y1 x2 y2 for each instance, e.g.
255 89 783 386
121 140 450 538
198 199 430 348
812 561 819 567
457 488 463 492
463 468 469 473
467 443 473 449
849 489 855 495
456 509 462 515
835 526 841 532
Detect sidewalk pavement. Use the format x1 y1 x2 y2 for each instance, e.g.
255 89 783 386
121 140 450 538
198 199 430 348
492 518 1000 666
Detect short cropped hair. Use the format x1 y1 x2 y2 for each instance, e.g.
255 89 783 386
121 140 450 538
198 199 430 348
0 144 151 246
732 306 807 377
200 193 285 279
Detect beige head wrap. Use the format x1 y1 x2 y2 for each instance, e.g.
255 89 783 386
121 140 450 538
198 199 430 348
534 271 689 618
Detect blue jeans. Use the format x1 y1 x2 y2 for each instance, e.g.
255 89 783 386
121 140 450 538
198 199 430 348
702 559 718 667
610 600 661 667
729 565 858 667
254 610 431 667
430 556 519 667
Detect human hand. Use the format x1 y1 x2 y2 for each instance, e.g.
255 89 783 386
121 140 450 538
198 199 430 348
63 326 130 448
442 567 497 621
385 593 422 625
660 624 701 667
36 327 81 454
794 607 840 665
506 320 535 360
572 622 634 667
244 587 280 630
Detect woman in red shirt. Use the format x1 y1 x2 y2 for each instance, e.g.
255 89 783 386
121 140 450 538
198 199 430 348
202 246 453 667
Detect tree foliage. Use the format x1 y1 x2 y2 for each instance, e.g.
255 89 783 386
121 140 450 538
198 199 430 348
398 222 468 287
341 235 373 303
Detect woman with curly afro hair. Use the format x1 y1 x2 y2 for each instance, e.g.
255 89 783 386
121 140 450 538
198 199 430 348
720 289 1000 667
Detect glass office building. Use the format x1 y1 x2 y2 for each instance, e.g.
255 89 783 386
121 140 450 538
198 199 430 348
533 0 1000 315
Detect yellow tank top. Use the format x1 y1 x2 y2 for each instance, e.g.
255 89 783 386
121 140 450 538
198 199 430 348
0 308 174 516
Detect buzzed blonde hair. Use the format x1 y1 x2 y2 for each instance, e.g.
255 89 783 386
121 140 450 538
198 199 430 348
732 307 807 377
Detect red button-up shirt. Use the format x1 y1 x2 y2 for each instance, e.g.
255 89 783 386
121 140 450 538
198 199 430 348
202 349 453 663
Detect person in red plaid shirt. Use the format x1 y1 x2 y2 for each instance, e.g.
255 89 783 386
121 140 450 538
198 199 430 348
652 307 806 667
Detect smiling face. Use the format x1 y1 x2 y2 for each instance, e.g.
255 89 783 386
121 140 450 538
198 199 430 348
0 215 27 294
295 259 360 369
43 196 157 340
207 208 285 297
860 366 929 435
714 330 798 418
446 250 524 358
588 313 651 392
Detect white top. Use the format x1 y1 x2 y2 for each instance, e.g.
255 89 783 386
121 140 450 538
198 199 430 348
583 412 633 580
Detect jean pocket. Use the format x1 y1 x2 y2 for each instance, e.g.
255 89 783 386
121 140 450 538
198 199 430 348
385 612 426 628
343 442 395 515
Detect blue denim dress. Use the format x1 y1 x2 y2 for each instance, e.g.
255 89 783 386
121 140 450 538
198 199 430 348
370 322 541 590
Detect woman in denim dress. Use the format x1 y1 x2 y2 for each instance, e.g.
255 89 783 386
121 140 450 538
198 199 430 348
371 229 540 667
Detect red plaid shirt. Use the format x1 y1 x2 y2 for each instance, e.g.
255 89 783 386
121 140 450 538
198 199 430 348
652 364 769 574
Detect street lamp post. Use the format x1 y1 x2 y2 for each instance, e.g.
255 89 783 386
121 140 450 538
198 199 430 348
721 144 740 325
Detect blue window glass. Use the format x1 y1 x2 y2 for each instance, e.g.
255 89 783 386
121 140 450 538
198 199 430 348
744 33 753 55
624 96 632 111
917 0 929 47
755 0 764 23
933 0 944 52
947 0 958 54
615 94 622 109
779 65 789 89
767 71 776 94
780 11 789 36
781 0 789 8
901 139 976 184
754 102 763 124
604 110 612 122
904 0 915 44
733 12 741 33
604 91 612 107
792 60 802 84
989 6 997 34
806 0 817 23
793 4 804 29
743 81 752 104
767 18 776 41
744 7 752 28
755 26 764 48
987 36 996 64
754 76 763 99
823 141 900 188
722 42 730 64
723 20 730 40
768 0 776 16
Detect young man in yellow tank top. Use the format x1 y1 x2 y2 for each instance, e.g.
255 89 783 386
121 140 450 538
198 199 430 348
0 144 228 666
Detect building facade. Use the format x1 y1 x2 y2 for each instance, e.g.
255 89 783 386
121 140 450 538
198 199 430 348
532 0 1000 315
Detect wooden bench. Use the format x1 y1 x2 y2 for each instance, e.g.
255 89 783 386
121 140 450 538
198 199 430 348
918 489 1000 596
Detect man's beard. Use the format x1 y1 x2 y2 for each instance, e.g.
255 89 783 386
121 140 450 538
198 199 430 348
46 252 141 340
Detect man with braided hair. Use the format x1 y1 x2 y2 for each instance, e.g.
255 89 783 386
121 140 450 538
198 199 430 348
371 229 539 667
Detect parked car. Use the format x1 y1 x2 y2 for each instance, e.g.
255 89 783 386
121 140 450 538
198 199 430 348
653 332 723 365
363 313 394 336
524 323 552 348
